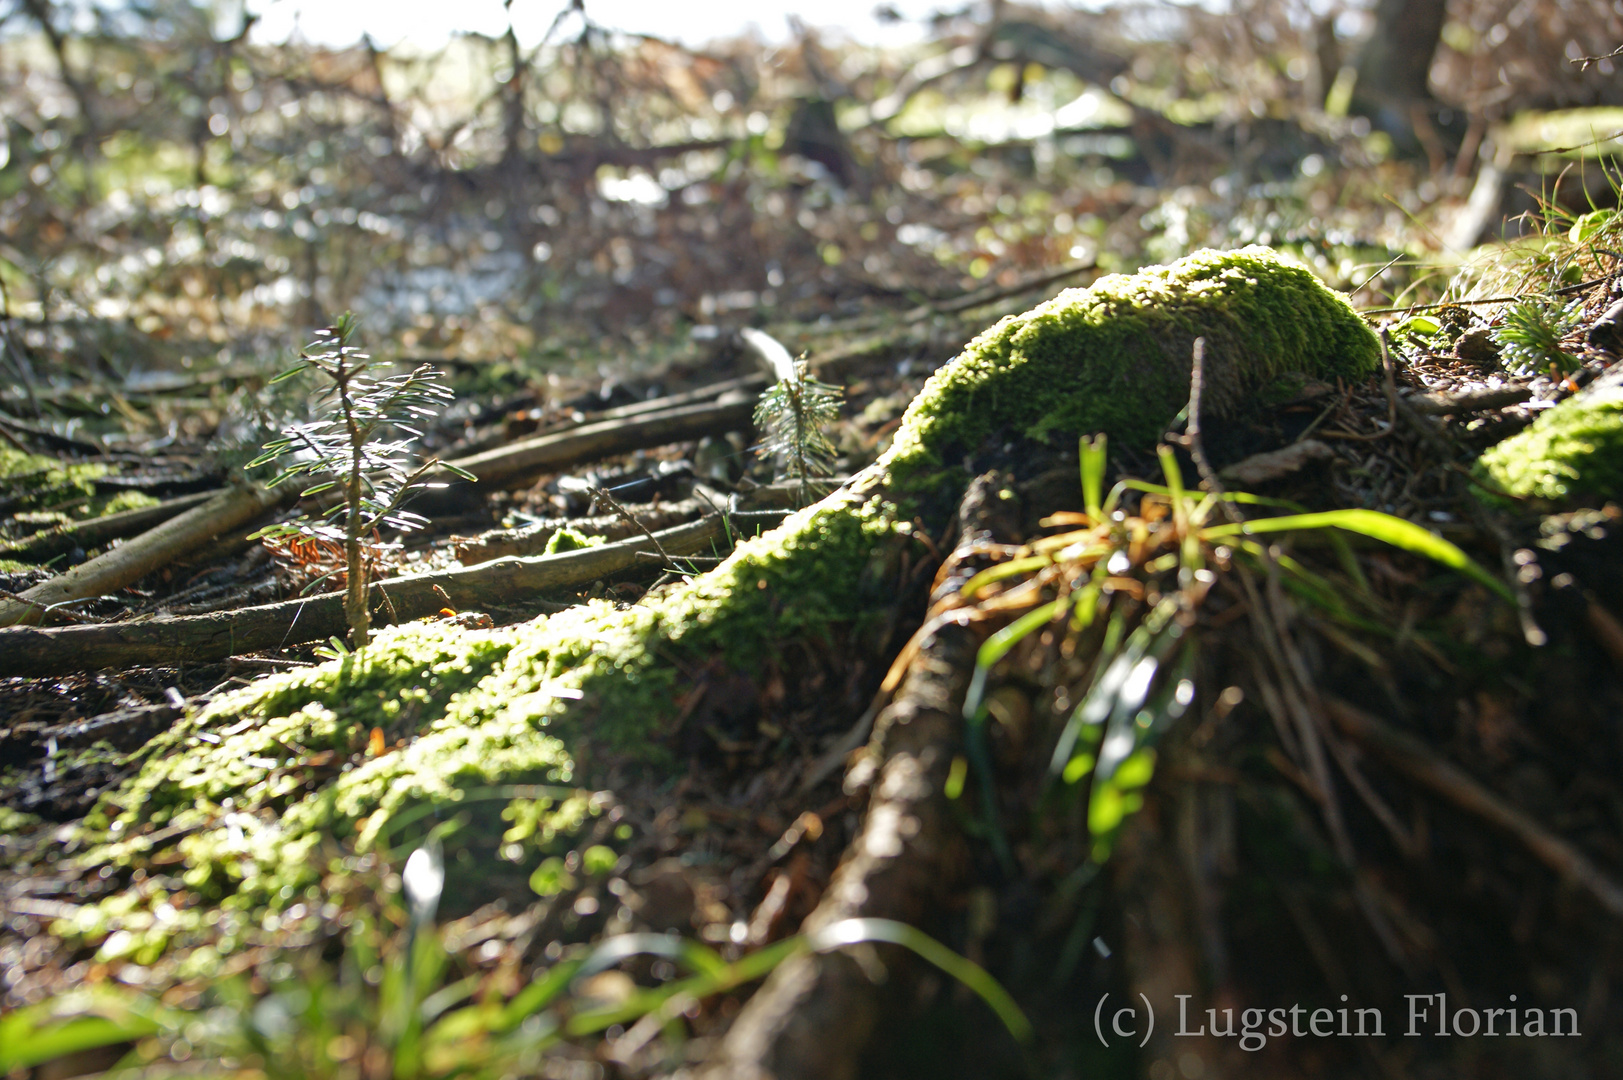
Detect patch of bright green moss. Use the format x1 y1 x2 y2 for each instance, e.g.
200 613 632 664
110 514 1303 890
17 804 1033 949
93 621 523 831
72 494 903 923
544 526 606 554
1474 382 1623 505
93 490 161 517
881 246 1378 486
0 447 109 512
0 806 41 834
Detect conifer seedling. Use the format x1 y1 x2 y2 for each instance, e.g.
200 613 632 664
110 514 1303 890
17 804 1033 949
753 355 843 507
246 313 473 648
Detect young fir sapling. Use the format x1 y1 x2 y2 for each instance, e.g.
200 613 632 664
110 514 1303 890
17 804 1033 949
247 313 472 649
750 334 843 507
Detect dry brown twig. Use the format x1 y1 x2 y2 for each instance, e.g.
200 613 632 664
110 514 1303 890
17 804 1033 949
1325 697 1623 919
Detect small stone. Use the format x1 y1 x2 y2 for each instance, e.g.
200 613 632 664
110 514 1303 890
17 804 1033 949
1455 327 1501 367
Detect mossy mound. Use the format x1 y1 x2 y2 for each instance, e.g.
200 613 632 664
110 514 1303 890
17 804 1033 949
1475 379 1623 506
884 245 1379 485
60 247 1377 949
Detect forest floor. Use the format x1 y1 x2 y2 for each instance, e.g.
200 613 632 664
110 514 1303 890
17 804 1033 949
2 10 1623 1080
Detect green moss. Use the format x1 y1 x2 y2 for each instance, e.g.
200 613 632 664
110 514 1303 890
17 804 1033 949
74 493 905 922
94 621 523 831
93 490 161 517
881 246 1378 486
0 447 109 512
544 526 606 554
0 806 41 834
1474 382 1623 506
65 246 1375 952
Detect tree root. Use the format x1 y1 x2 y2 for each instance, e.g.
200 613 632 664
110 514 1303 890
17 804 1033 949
702 475 1012 1080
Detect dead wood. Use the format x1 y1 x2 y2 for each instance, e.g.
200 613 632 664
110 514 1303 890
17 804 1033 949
1218 438 1335 485
0 407 106 456
453 482 811 561
1404 383 1533 415
0 483 288 628
1324 696 1623 918
453 498 710 562
591 373 768 422
0 489 215 562
426 396 757 494
0 513 782 677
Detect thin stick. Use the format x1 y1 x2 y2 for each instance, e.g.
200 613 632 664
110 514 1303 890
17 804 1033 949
1326 697 1623 918
591 483 680 573
1357 275 1608 315
1175 337 1241 521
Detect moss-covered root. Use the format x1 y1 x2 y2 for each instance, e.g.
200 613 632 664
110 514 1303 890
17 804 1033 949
1474 375 1623 507
67 247 1376 943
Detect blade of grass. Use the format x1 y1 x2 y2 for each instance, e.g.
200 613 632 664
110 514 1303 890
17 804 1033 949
806 918 1033 1044
1202 509 1512 602
960 554 1053 599
1080 433 1107 521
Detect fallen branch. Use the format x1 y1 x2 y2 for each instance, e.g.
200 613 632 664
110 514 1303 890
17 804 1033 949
0 489 215 562
426 396 757 494
0 512 785 677
1324 697 1623 919
1218 438 1335 486
1404 384 1532 416
591 373 768 422
0 483 288 628
454 499 709 562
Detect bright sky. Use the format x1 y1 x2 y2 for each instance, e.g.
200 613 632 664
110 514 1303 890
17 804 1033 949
244 0 950 51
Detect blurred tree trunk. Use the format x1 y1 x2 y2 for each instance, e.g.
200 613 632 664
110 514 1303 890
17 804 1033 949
1304 15 1340 110
1349 0 1449 142
18 0 98 165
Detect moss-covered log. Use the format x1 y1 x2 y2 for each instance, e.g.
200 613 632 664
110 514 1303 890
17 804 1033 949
54 247 1378 955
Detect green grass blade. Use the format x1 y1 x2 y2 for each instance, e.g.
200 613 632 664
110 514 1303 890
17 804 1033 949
806 918 1033 1044
565 937 808 1035
975 596 1072 674
960 555 1052 600
0 992 171 1072
1080 434 1107 521
1201 509 1512 602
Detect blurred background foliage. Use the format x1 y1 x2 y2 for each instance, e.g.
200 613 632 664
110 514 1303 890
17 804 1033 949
0 0 1618 427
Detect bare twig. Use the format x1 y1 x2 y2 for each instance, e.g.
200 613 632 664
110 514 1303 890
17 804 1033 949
1405 384 1532 416
425 397 757 494
1325 697 1623 919
591 484 680 573
1568 42 1623 70
0 483 287 628
1176 338 1222 495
